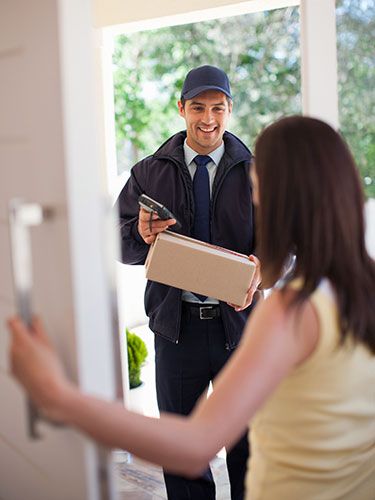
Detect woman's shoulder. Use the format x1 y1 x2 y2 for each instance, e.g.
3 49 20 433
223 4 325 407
248 285 320 367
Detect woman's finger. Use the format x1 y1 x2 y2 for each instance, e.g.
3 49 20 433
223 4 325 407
31 316 53 348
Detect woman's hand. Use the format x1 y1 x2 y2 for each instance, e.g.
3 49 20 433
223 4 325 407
8 316 72 422
227 254 262 312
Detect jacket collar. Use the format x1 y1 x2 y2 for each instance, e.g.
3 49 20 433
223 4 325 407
154 130 252 166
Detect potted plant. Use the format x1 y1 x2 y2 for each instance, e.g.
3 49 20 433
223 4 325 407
126 328 148 389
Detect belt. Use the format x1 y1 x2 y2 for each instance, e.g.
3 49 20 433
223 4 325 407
182 302 221 320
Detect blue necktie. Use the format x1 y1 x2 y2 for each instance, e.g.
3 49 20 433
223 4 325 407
192 155 211 301
193 155 211 242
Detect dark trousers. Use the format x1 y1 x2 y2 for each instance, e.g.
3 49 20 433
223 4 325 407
155 304 249 500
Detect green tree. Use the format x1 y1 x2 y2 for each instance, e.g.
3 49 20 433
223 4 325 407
113 7 300 171
113 2 374 197
337 0 375 198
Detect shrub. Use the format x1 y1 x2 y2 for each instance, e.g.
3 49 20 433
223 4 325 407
126 329 148 389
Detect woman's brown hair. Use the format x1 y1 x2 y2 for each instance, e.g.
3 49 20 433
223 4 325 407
255 115 375 353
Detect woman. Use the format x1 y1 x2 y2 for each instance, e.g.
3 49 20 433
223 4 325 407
9 116 375 499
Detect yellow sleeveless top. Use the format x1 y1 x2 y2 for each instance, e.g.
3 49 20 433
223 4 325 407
246 280 375 500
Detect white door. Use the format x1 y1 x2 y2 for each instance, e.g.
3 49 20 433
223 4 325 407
0 1 120 499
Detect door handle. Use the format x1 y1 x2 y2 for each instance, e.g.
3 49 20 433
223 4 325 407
8 198 49 439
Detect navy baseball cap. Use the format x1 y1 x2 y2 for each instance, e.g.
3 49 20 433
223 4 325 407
181 65 232 100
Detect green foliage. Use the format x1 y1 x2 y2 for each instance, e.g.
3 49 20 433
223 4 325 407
126 329 148 389
336 0 375 198
113 2 374 197
113 7 300 171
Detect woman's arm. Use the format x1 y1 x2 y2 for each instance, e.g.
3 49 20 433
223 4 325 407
8 289 318 476
189 289 319 457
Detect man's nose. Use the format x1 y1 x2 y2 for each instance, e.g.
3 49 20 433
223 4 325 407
202 108 214 124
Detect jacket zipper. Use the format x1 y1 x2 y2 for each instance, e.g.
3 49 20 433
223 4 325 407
157 156 192 344
158 155 194 232
175 292 182 344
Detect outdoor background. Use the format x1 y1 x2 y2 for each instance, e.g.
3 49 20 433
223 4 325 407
112 0 374 198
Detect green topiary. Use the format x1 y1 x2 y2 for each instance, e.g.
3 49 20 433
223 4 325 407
126 329 148 389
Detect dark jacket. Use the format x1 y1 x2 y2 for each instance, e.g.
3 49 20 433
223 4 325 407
115 130 255 348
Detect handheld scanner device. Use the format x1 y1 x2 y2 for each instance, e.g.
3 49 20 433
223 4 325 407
138 194 181 230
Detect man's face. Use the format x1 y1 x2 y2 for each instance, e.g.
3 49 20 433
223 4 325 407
178 90 232 154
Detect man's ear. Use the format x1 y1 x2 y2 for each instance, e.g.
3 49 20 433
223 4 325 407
177 100 185 117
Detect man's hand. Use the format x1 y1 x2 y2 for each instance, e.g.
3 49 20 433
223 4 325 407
138 207 177 245
228 254 262 312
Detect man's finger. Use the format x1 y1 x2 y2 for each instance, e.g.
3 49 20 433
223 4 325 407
139 208 160 221
249 254 260 266
140 219 174 231
140 219 176 238
143 226 170 244
144 235 157 244
152 223 175 235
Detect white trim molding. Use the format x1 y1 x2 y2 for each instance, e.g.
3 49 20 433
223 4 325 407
300 0 339 128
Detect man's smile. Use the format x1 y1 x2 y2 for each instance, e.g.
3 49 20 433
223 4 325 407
198 126 217 133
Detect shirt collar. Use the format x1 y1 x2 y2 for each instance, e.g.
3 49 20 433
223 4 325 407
183 139 225 167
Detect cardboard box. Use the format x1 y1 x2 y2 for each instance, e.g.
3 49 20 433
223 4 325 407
145 231 256 307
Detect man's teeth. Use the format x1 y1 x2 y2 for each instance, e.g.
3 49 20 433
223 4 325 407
200 127 215 132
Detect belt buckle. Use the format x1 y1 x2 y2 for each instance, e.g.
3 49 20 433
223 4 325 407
199 306 214 320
